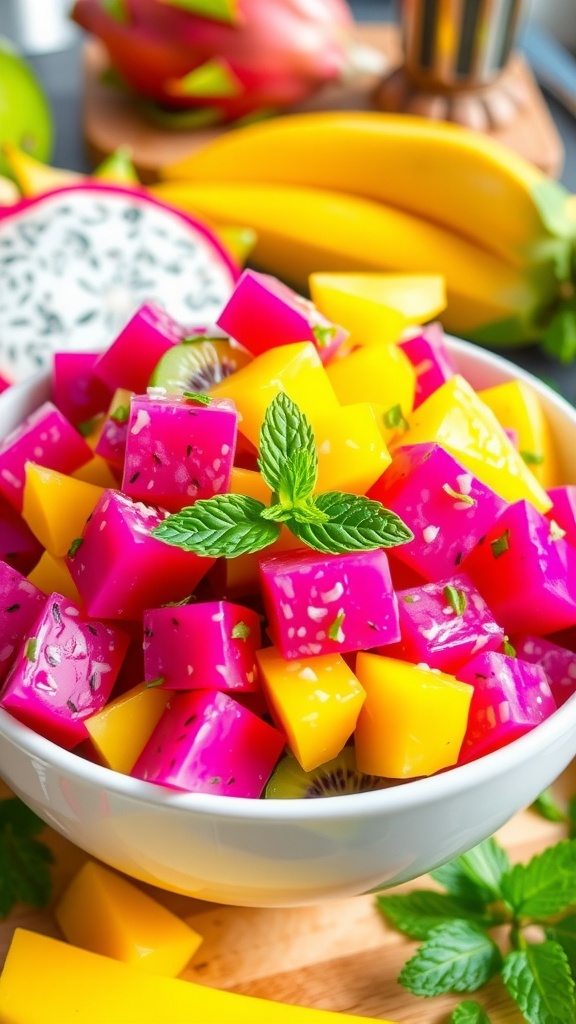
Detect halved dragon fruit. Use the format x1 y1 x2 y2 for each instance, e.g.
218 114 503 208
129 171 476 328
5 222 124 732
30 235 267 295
0 184 238 381
67 489 214 620
0 592 130 750
398 323 456 409
381 573 505 674
0 564 46 684
513 634 576 708
259 547 400 660
0 401 92 510
131 689 285 798
217 269 348 364
143 600 261 692
456 651 557 764
121 391 237 512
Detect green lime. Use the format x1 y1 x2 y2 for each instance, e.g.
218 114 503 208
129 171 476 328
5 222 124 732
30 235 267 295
0 36 53 181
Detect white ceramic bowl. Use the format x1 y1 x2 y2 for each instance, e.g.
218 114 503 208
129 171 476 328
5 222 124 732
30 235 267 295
0 338 575 908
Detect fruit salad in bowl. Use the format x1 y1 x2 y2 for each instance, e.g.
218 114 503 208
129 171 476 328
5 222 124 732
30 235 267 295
0 268 575 908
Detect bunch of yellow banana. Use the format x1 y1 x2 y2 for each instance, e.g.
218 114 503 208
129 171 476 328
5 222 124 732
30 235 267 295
152 111 576 358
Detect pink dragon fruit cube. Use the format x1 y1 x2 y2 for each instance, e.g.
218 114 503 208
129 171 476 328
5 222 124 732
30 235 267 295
217 269 348 365
94 388 134 470
121 391 237 512
52 351 111 427
0 563 46 683
547 486 576 548
369 443 508 583
460 500 576 636
259 547 400 660
456 651 557 764
131 689 285 797
92 302 185 394
398 323 456 408
0 402 92 510
0 592 130 749
0 497 42 574
67 489 214 620
143 600 262 691
379 572 505 674
513 634 576 707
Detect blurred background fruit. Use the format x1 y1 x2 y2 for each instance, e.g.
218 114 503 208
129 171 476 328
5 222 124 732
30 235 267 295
0 36 53 180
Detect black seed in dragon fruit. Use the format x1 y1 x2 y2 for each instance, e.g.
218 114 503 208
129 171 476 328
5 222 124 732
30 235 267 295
258 548 400 660
368 442 508 582
53 351 112 427
131 689 285 798
460 499 576 636
0 496 42 575
92 302 187 395
455 651 557 764
0 563 46 684
0 184 238 382
0 401 92 511
380 573 505 675
121 392 237 512
513 634 576 708
143 601 262 692
67 489 214 620
94 388 135 470
0 592 130 749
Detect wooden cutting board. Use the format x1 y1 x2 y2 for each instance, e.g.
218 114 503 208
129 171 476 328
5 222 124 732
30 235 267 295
82 23 564 182
0 761 574 1022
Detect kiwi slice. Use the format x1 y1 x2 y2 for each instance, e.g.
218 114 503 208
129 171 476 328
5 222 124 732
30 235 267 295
265 748 392 799
150 338 251 394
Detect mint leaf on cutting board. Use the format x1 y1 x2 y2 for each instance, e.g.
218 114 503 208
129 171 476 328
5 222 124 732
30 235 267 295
399 920 503 996
500 840 576 918
0 798 54 917
502 941 575 1024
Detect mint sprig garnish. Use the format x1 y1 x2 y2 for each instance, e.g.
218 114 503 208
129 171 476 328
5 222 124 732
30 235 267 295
153 392 413 558
378 833 576 1023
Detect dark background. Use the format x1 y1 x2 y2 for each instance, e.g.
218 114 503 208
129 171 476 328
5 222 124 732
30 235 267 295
23 0 576 398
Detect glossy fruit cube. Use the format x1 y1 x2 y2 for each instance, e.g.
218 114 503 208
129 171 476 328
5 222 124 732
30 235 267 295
513 634 576 708
94 389 134 470
0 496 42 575
22 465 104 558
0 563 45 683
398 322 456 408
52 351 110 427
92 303 184 394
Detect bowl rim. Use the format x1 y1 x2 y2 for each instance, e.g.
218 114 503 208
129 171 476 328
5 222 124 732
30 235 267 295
1 335 576 821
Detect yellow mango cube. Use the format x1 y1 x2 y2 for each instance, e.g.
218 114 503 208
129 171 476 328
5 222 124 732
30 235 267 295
401 375 551 513
84 681 172 775
478 379 560 489
55 860 202 977
210 341 338 448
0 929 388 1023
27 550 81 604
325 342 415 419
22 464 105 557
314 403 391 494
309 272 446 346
354 653 473 779
256 647 365 772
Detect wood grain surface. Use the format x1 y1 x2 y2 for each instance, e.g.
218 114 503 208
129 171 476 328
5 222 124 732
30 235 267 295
0 762 574 1022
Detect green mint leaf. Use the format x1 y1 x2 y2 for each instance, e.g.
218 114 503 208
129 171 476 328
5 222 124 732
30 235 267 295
312 325 337 350
231 621 251 641
287 498 330 525
444 584 467 616
500 839 576 918
152 494 280 558
110 404 130 423
288 491 413 554
450 1001 493 1024
258 392 315 494
541 299 576 366
490 529 510 558
446 838 510 905
260 503 294 523
530 788 567 823
520 450 544 466
145 677 164 689
0 798 54 917
277 448 318 508
503 636 516 658
24 638 37 663
376 891 489 940
77 415 100 437
442 483 477 506
182 391 213 406
502 941 575 1024
327 611 345 643
546 914 576 976
431 861 492 910
383 403 409 431
67 537 83 558
399 920 502 997
568 796 576 839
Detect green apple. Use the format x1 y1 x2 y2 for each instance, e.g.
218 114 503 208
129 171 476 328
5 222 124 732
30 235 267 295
0 36 53 181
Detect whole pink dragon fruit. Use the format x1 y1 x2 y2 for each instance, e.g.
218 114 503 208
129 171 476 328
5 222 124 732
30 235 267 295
72 0 355 125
